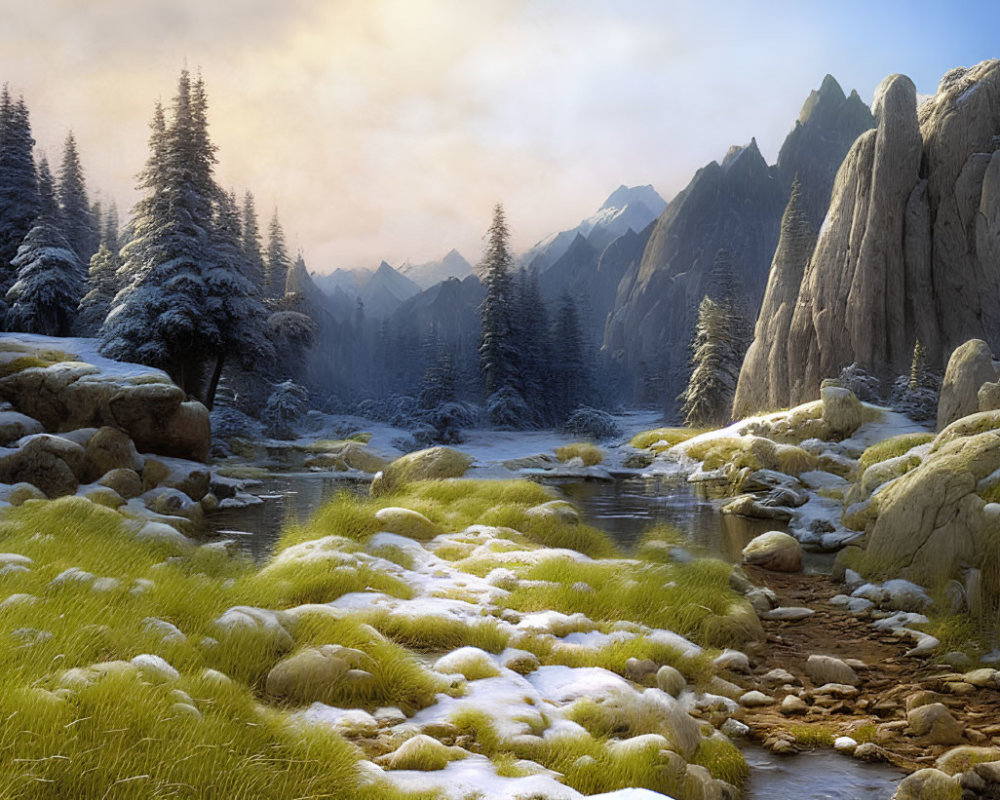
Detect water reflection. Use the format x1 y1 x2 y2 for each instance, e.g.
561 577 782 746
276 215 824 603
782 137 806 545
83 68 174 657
742 745 904 799
557 471 780 560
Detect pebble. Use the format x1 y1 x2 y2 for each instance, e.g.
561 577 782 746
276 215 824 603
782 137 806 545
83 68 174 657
780 695 808 715
761 606 815 621
740 690 774 708
714 649 751 673
834 736 857 753
761 667 796 686
721 718 749 738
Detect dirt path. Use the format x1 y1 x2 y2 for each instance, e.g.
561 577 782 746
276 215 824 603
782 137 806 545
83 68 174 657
729 567 1000 771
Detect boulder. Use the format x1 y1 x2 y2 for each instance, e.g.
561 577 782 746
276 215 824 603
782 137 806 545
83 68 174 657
99 468 144 499
84 426 142 481
821 385 864 439
0 410 43 445
134 521 192 554
893 768 960 800
432 647 499 681
0 434 86 497
371 446 472 496
81 485 125 509
938 339 998 430
805 654 859 686
936 746 1000 774
266 644 377 704
742 531 802 572
373 507 439 541
0 362 210 462
722 495 794 522
334 441 387 474
978 381 1000 413
143 488 204 525
656 665 686 697
906 703 965 745
3 482 46 506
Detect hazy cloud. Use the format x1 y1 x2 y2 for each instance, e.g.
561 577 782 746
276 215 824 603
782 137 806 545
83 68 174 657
0 0 996 270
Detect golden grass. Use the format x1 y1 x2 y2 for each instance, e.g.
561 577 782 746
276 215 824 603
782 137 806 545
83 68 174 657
858 433 934 473
555 442 604 466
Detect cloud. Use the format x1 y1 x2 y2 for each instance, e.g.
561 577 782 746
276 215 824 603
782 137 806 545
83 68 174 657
0 0 995 271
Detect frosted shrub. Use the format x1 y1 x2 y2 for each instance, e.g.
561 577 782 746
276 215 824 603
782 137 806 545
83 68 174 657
264 380 310 439
562 406 622 440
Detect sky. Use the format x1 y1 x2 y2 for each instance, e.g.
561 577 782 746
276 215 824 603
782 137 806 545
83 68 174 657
0 0 997 273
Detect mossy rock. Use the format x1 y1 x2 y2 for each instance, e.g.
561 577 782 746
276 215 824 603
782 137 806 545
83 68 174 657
373 507 440 541
371 447 473 496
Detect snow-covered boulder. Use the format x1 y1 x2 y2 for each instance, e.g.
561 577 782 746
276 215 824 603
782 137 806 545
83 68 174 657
266 644 376 704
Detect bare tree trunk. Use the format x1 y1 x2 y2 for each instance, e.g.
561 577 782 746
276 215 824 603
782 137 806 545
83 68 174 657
204 353 226 411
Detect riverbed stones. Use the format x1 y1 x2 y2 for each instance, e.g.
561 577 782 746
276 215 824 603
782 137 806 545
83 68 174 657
0 434 86 497
761 606 814 620
906 702 965 745
739 690 774 707
780 694 808 714
84 426 142 480
4 482 46 505
935 746 1000 774
723 495 794 522
0 410 42 444
741 531 802 572
805 654 859 686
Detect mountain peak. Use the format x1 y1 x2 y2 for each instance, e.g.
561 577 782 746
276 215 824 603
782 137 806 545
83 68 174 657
599 184 666 215
722 138 764 171
798 74 848 125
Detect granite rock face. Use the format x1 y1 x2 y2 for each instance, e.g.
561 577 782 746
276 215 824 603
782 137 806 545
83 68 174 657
737 60 1000 413
606 75 873 407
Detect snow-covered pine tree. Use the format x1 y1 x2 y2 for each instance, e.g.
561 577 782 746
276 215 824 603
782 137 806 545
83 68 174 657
0 88 40 323
76 204 122 335
264 210 291 301
57 131 98 267
5 196 83 336
36 155 58 219
478 203 526 427
241 191 266 292
101 70 222 400
679 295 741 426
202 189 273 408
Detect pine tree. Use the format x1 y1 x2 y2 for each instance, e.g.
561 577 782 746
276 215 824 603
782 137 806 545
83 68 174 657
679 295 742 426
909 339 929 390
478 203 525 426
57 131 97 266
241 191 265 291
264 210 291 300
201 189 272 408
101 70 223 401
0 88 40 321
76 205 123 335
36 155 58 218
5 213 83 336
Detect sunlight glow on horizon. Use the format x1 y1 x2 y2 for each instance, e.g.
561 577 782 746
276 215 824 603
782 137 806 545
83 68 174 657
0 0 996 272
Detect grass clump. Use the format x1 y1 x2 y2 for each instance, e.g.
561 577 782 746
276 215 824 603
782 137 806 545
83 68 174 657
630 427 707 452
858 433 933 473
691 736 750 785
449 708 502 754
555 442 604 466
790 723 835 747
504 556 748 647
359 608 510 653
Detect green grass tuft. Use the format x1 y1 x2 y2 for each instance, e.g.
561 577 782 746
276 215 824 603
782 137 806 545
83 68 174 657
630 427 708 452
858 433 933 474
691 736 750 785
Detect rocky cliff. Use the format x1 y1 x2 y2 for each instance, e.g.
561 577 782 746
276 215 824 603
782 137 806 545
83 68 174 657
605 76 873 407
736 60 1000 413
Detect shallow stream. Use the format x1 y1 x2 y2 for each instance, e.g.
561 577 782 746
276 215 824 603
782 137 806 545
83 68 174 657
207 464 904 799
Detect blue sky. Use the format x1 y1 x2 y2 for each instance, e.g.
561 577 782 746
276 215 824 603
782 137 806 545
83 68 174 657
0 0 996 269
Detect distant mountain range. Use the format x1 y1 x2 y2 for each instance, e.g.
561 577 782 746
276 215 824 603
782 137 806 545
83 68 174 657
522 184 666 272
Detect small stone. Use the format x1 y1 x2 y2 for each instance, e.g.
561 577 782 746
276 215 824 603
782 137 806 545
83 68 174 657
742 531 802 572
781 695 809 715
373 707 407 726
834 736 857 753
805 654 859 686
853 742 886 762
721 718 749 738
905 691 946 712
762 606 814 621
762 668 796 686
624 657 658 683
812 683 859 698
656 665 686 697
740 690 774 708
714 649 751 673
963 668 999 688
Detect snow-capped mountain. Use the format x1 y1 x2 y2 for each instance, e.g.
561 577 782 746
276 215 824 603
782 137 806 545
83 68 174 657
398 249 473 289
523 184 667 272
358 261 422 319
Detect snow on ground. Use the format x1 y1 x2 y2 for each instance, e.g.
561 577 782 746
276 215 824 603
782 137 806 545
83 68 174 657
0 332 170 381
